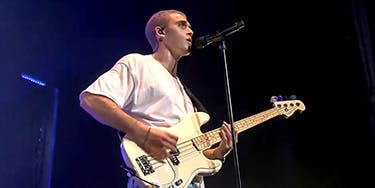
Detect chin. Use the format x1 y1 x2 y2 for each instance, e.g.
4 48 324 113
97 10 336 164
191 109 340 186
181 45 192 56
186 46 192 54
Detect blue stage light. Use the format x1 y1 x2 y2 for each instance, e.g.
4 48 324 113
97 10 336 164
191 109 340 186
21 73 46 86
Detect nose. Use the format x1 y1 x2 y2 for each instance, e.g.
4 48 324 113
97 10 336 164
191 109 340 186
187 27 193 36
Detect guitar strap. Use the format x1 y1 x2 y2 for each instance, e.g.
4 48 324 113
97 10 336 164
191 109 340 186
180 81 209 114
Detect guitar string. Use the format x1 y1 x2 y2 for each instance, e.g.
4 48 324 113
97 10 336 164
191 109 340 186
145 140 198 167
143 104 299 170
144 137 213 170
143 136 197 158
176 105 299 164
146 105 298 164
146 127 234 169
147 143 204 171
144 127 224 168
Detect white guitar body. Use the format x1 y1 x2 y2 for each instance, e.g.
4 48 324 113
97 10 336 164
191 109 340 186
120 100 305 188
121 112 222 188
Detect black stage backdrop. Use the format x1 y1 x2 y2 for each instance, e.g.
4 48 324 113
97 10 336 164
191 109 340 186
0 0 374 188
0 77 57 188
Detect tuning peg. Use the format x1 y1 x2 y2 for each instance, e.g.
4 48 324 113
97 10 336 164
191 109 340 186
288 95 297 100
277 95 284 101
271 95 297 103
270 96 278 103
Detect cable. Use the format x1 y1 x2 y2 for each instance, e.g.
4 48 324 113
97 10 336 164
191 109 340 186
119 164 160 188
117 130 123 142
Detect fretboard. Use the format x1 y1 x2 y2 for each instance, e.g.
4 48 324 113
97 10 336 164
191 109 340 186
192 107 280 150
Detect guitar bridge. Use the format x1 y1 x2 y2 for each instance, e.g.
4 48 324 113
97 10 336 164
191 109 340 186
135 155 154 176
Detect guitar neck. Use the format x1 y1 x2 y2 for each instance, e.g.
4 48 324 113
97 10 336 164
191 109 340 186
192 107 280 150
235 107 280 134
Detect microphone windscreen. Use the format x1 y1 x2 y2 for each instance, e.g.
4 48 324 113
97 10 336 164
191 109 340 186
194 36 207 49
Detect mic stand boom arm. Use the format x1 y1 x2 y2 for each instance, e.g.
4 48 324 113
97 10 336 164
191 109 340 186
195 20 245 49
207 21 245 46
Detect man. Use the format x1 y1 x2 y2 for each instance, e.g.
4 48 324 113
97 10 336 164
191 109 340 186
79 9 234 188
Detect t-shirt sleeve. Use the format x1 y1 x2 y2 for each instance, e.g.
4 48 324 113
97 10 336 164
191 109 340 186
79 59 134 108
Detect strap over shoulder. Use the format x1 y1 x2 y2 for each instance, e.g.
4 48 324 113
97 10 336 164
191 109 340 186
180 81 209 114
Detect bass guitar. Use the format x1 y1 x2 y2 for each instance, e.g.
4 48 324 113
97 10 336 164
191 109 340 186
120 99 305 188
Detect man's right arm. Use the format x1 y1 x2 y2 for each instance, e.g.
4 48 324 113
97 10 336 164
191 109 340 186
79 92 148 144
79 92 178 160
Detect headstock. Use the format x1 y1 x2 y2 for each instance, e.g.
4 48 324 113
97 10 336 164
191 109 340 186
270 95 306 118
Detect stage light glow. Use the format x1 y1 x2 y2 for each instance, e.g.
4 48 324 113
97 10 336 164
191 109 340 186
21 73 46 86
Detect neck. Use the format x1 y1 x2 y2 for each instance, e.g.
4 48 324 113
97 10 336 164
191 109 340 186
152 50 180 77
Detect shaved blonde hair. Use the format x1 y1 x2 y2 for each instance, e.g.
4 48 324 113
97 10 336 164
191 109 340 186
145 9 186 52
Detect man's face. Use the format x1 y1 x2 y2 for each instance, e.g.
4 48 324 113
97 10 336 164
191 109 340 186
163 13 194 56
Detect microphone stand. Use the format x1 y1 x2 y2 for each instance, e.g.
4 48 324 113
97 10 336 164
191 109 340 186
219 40 242 188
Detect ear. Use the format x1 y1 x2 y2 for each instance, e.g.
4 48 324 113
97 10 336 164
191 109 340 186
155 26 165 42
155 26 164 35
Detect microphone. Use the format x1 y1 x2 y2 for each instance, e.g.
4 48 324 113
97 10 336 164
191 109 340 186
195 20 245 49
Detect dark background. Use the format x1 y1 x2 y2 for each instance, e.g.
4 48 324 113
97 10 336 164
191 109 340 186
1 0 375 188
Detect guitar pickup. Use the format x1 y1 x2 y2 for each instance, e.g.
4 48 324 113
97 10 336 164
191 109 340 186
169 149 180 166
135 155 154 176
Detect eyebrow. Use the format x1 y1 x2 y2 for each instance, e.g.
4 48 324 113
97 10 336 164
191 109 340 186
176 20 192 28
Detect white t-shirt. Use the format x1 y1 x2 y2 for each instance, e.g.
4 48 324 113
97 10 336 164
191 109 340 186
81 53 195 126
80 53 205 188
